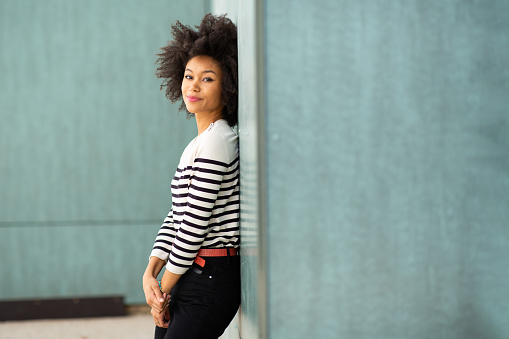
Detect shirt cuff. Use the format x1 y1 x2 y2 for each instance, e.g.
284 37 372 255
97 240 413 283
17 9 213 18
149 248 170 262
166 262 191 275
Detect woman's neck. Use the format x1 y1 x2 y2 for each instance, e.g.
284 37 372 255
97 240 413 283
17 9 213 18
195 109 223 135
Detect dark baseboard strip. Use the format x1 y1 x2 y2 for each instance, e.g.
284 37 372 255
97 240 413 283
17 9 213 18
0 296 125 321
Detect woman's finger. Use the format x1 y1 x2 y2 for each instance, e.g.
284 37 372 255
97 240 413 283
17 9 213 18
151 307 169 328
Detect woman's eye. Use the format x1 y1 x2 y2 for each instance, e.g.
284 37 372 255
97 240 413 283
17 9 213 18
203 77 214 82
185 75 193 80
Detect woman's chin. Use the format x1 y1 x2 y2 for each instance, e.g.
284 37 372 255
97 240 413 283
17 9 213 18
184 107 196 114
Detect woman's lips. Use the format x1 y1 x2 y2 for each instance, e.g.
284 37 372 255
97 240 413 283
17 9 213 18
186 95 201 102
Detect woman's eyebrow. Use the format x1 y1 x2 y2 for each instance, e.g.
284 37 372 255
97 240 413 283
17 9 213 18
185 68 216 75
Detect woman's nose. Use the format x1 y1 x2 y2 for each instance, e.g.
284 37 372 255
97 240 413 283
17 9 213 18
189 79 199 91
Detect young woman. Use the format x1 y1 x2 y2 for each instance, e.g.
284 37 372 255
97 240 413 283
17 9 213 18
142 14 240 339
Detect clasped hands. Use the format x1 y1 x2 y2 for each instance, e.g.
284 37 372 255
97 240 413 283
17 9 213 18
143 257 182 328
144 275 171 328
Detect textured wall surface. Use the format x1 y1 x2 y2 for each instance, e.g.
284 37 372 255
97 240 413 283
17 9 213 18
0 0 205 304
237 0 265 338
211 1 262 338
209 2 243 338
264 1 509 338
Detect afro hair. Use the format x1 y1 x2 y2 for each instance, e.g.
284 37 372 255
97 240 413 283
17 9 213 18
156 13 238 127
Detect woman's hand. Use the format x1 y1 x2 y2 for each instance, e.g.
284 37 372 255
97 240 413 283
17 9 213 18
151 294 170 328
142 256 166 312
142 256 181 327
143 273 166 312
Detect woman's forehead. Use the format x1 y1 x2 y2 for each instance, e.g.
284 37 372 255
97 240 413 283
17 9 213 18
186 56 221 72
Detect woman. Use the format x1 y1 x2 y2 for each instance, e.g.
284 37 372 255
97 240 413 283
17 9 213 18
142 14 240 339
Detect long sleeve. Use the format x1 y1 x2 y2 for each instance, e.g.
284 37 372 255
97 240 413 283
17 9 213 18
158 120 240 275
168 157 232 274
150 209 176 261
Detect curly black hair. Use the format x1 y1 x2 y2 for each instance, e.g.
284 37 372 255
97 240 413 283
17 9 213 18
156 14 238 127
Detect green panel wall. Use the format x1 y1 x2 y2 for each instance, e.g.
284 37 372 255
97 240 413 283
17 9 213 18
237 1 266 338
264 1 509 338
0 0 206 304
211 3 261 338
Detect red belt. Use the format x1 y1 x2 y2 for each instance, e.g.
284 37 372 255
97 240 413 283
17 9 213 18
194 248 238 267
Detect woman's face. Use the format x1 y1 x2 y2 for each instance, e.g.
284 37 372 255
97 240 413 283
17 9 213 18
182 55 223 116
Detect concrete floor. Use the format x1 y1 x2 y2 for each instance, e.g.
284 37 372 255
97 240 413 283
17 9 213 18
0 305 240 339
0 305 155 339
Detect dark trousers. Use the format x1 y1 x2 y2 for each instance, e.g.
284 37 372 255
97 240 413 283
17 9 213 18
155 255 241 339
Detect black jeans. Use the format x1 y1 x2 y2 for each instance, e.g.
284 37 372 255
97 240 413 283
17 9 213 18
155 255 241 339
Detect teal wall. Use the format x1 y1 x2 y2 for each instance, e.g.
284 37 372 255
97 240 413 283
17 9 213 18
263 1 509 338
3 1 509 337
211 2 264 338
0 0 206 304
237 1 265 338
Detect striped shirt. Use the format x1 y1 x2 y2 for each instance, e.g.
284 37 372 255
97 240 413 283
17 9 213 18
151 119 240 275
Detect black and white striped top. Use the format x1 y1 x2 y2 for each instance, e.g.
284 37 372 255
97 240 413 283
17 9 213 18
151 119 240 275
